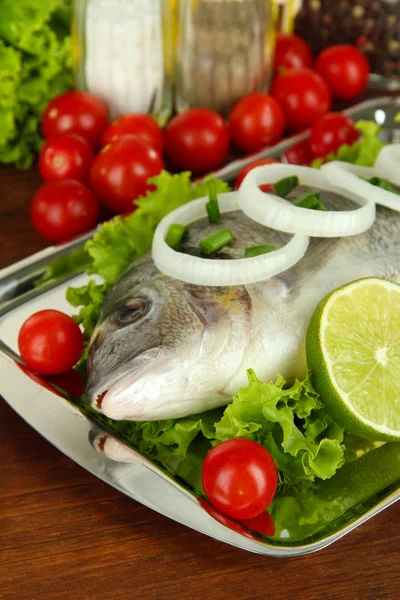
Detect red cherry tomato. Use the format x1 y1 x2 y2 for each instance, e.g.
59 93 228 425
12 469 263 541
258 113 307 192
229 94 286 153
165 108 230 173
39 133 94 182
282 139 315 166
18 310 83 375
202 438 278 520
274 34 313 73
48 370 85 398
235 158 280 193
101 113 164 153
198 499 257 540
41 91 109 147
89 136 164 213
310 112 359 158
314 44 369 100
30 179 99 242
238 511 275 537
271 68 331 132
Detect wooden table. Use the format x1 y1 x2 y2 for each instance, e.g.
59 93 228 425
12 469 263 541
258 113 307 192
1 163 400 600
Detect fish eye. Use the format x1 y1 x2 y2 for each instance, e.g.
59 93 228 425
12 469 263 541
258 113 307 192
115 299 149 326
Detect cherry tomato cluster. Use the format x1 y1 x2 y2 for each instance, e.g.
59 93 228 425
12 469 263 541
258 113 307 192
234 109 360 189
31 91 168 242
232 37 366 186
30 38 369 243
201 438 278 537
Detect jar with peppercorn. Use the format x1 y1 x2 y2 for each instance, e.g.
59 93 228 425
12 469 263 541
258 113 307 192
293 0 400 86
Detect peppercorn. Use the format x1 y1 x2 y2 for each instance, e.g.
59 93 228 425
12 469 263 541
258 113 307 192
294 0 400 81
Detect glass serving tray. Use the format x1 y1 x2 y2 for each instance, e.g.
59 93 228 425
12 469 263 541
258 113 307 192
1 95 400 557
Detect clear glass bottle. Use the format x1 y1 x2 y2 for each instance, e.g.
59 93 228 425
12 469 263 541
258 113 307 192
273 0 302 34
175 0 275 117
73 0 173 122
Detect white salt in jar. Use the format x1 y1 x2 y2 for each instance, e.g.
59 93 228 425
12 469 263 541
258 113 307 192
73 0 172 121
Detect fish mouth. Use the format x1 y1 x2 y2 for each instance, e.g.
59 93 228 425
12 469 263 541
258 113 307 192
87 348 168 417
95 390 108 410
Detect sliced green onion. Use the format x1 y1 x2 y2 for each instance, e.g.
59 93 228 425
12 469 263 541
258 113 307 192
294 189 327 211
165 224 188 248
206 180 220 223
152 191 310 286
245 244 276 258
314 199 327 211
367 177 399 195
200 228 233 256
274 176 299 198
295 195 320 209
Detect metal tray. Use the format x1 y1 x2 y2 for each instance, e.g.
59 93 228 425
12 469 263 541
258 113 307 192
1 95 400 556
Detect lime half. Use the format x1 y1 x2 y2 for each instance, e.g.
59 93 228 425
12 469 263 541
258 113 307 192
306 278 400 442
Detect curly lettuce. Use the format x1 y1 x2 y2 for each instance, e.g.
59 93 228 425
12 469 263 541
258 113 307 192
0 0 72 169
213 371 344 486
75 377 400 542
77 370 345 500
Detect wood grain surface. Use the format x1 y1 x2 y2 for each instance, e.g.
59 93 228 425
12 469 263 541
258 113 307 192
1 161 400 600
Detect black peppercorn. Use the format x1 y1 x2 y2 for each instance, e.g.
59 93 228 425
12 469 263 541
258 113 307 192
294 0 400 80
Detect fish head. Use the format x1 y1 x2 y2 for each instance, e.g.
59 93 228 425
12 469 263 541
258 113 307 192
86 257 252 421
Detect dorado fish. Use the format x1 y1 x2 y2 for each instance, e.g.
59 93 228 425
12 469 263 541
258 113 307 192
87 190 400 421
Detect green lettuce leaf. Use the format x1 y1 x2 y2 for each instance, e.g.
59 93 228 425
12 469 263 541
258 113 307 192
66 280 108 341
0 0 72 169
213 370 345 485
65 280 108 375
34 248 91 286
76 369 345 502
0 0 62 48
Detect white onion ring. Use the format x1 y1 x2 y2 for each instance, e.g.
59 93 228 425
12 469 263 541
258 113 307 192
322 160 400 212
152 192 309 287
374 144 400 186
237 164 375 238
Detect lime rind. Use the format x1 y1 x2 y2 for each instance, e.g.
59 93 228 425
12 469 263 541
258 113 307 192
306 278 400 442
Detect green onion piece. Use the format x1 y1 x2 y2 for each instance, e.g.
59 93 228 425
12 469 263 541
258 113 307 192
367 177 399 195
165 224 188 248
245 244 276 258
274 176 299 197
200 228 233 255
206 180 220 223
294 189 327 211
314 198 327 211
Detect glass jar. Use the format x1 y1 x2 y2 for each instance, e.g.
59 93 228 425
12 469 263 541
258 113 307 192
73 0 173 122
175 0 275 117
273 0 302 33
293 0 400 85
